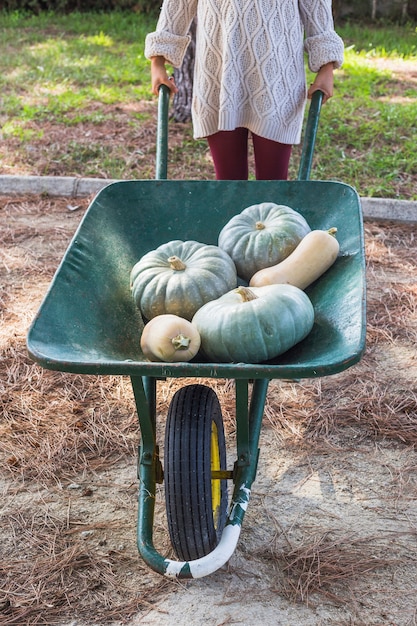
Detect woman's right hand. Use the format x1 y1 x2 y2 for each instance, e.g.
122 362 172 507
150 56 178 96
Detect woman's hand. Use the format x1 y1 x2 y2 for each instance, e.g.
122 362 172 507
307 62 335 104
150 56 178 96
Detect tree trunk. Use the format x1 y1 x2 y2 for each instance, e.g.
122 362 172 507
172 18 196 123
332 0 415 21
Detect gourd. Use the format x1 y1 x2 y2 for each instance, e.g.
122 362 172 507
192 285 314 363
250 228 340 290
140 314 201 362
130 240 237 321
218 202 311 282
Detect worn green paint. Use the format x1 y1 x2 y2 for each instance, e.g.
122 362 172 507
298 90 323 181
156 85 169 181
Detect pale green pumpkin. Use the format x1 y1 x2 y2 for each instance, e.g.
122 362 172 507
192 284 314 363
130 240 237 321
218 202 311 282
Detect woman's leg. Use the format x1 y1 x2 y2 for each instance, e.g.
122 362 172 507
252 134 292 180
206 128 249 180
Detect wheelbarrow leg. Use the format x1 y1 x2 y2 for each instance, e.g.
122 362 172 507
232 378 269 517
131 375 165 573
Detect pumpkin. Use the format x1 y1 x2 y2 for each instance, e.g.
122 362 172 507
140 314 201 362
130 240 237 321
192 285 314 363
218 202 311 282
250 228 340 290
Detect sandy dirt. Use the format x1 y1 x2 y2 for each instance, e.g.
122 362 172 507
1 195 417 626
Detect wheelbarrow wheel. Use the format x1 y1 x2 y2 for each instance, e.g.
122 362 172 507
164 383 228 561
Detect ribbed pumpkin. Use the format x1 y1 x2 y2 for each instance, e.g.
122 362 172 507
130 240 237 321
218 203 311 282
192 284 314 363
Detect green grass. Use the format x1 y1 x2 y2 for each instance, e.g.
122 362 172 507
0 11 155 110
338 22 417 58
302 21 417 198
0 12 416 199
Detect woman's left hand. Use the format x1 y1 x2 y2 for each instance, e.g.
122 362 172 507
307 62 335 104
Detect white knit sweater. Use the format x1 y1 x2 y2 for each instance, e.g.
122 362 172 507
145 0 344 144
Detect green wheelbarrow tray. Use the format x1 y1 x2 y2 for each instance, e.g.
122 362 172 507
27 90 366 579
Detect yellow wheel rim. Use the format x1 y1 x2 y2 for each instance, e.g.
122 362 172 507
211 421 221 528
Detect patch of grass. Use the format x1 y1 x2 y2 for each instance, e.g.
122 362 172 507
309 94 417 194
1 120 43 141
339 21 417 58
305 28 417 198
0 10 155 116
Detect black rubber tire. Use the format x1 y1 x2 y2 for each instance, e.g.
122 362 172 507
164 384 228 561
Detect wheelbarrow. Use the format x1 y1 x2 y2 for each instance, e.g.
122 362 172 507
27 88 366 579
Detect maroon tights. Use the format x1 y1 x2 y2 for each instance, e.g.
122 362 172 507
207 127 292 180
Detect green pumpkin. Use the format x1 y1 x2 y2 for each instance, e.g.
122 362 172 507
130 240 237 321
192 285 314 363
218 202 311 282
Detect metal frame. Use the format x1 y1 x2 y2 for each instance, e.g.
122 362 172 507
133 375 268 578
26 87 366 580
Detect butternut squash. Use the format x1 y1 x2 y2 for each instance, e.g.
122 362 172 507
249 228 339 290
140 314 201 362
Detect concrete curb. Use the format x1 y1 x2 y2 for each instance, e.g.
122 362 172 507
1 175 416 223
360 197 417 223
0 175 117 199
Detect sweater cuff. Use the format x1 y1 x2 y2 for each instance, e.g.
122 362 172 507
145 31 191 68
304 32 344 72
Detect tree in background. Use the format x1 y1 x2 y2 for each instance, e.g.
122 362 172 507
334 0 416 20
172 18 196 122
0 0 155 11
1 0 415 17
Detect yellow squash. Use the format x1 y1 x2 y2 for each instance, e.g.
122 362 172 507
249 228 339 290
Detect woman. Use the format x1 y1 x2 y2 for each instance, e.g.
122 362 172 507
145 0 343 180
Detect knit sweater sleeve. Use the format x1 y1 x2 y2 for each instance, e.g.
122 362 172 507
299 0 344 72
144 0 198 68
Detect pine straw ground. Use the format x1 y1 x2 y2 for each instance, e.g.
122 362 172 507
0 195 416 625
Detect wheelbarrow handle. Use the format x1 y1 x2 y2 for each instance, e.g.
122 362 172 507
298 89 324 181
156 84 170 180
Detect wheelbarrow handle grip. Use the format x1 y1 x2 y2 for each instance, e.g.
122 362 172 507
297 89 324 181
156 84 170 180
